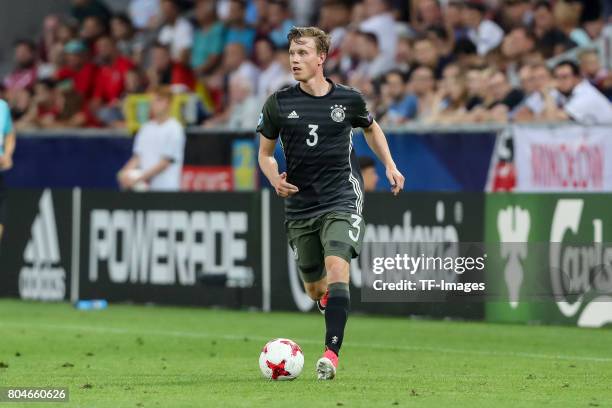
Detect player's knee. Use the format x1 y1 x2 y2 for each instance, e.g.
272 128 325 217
325 258 349 284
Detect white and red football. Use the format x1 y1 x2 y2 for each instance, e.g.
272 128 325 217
259 338 304 380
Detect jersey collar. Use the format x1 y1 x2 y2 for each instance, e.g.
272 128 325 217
296 78 336 99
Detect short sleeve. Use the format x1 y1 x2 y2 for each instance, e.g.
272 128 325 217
2 103 13 135
133 128 144 156
161 122 186 162
256 94 281 139
350 90 374 128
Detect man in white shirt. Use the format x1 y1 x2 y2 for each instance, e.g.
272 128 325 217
359 0 398 62
542 60 612 125
118 87 186 191
353 31 394 80
462 1 505 56
158 0 193 64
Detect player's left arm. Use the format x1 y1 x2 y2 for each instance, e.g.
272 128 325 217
362 120 405 195
1 101 16 171
0 131 16 171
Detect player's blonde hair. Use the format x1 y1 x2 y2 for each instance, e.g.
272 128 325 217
287 27 331 55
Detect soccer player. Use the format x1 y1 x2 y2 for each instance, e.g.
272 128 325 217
0 97 16 250
257 27 404 380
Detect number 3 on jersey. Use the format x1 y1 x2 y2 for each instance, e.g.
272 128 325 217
307 124 318 147
348 214 362 242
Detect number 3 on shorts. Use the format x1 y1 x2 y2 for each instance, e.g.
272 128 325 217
348 214 362 242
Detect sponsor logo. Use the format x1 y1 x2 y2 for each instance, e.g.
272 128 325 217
19 190 66 301
330 105 346 122
287 111 299 119
549 199 612 327
89 210 254 288
497 206 530 309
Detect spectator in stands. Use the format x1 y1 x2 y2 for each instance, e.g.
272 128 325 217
532 1 576 58
254 37 283 98
464 66 485 110
482 70 524 122
541 60 612 124
360 0 398 62
378 70 416 125
266 0 295 48
411 0 443 33
462 1 505 56
318 0 352 57
55 40 97 100
111 13 147 64
205 74 260 129
225 0 256 55
40 87 97 128
514 62 560 121
500 0 533 30
501 27 536 64
38 15 61 64
191 0 226 77
407 65 436 120
413 37 450 79
394 35 413 74
92 35 135 125
426 63 470 124
118 86 185 191
264 47 296 95
554 0 591 47
57 19 79 46
578 49 607 87
147 42 195 91
358 156 379 192
71 0 111 24
129 0 161 30
222 42 260 92
3 40 37 100
158 0 193 64
80 15 108 52
353 31 394 81
14 80 58 130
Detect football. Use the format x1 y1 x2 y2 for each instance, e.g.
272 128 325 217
259 338 304 380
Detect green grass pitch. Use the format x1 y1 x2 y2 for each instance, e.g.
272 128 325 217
0 299 611 407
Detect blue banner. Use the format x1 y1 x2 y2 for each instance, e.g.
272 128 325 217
5 130 497 191
352 131 497 191
5 136 133 189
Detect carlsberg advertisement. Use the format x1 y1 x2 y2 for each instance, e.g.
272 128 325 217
485 194 612 328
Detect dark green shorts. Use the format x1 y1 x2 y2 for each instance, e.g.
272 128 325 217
286 211 365 283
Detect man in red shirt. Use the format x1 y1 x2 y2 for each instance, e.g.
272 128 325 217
147 42 194 91
93 35 134 105
92 35 135 125
55 40 97 99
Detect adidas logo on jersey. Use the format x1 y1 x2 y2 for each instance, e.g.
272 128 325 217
287 111 299 119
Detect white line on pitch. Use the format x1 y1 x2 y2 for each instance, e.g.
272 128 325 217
2 321 612 364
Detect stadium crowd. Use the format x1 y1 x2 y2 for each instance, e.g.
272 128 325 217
1 0 611 130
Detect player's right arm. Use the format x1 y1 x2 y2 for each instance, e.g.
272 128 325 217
257 94 298 198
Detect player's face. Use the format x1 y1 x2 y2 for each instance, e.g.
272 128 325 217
289 37 324 82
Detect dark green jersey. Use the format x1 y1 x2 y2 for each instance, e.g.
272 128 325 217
257 79 373 220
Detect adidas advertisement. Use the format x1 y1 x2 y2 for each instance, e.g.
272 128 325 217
77 191 262 308
485 194 612 328
0 189 72 301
